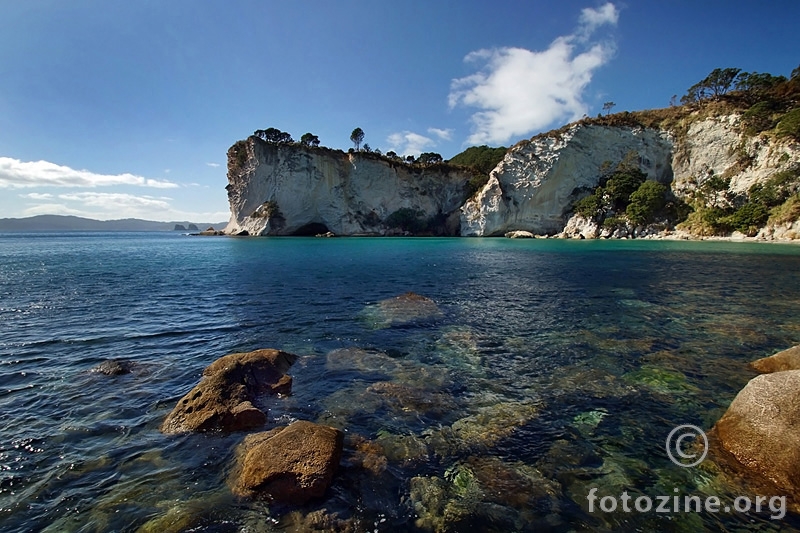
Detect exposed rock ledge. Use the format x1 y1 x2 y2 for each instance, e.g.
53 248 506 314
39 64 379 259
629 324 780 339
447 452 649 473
230 420 344 505
161 349 296 434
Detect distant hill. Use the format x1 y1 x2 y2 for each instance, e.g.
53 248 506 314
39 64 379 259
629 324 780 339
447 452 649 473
0 215 228 232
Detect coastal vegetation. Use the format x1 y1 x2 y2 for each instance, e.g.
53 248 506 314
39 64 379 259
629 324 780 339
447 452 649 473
572 152 686 230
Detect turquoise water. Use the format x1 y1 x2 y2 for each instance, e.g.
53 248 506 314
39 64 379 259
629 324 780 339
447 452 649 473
1 233 800 532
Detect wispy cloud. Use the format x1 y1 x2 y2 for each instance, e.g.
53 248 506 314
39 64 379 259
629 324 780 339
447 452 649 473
387 130 449 157
0 157 179 189
19 192 54 200
22 203 85 217
21 191 228 222
449 2 619 145
427 128 454 141
206 162 221 168
57 192 173 210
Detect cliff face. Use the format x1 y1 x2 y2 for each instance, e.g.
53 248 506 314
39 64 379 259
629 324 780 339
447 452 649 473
225 139 472 236
460 125 675 236
224 113 800 239
460 115 800 237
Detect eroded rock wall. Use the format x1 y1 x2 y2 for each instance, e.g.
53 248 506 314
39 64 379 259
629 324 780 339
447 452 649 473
459 125 675 236
225 139 471 236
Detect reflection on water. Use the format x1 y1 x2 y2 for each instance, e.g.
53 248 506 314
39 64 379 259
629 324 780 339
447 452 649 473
1 234 800 531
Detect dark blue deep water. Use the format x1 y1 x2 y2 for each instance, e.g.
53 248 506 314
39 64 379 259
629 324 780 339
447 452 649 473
2 233 800 532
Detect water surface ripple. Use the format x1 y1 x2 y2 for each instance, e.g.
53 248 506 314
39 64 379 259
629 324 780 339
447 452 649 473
1 233 799 531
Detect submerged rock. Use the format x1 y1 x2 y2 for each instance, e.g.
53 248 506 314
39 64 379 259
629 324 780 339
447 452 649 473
230 420 343 505
409 457 560 531
362 292 442 328
713 370 800 500
91 359 136 376
365 381 457 417
325 347 402 375
750 344 800 373
160 348 296 434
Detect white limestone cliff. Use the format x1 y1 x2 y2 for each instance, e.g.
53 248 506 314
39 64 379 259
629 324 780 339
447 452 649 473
224 114 799 239
459 125 674 236
224 139 471 236
460 115 799 237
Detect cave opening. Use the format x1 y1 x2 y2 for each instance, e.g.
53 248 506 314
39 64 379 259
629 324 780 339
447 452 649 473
291 222 330 236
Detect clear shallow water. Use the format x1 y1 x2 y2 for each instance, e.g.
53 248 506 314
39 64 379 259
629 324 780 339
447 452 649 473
1 233 800 532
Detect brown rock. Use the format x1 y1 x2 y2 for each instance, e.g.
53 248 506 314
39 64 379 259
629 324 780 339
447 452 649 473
160 349 297 434
714 370 800 498
377 292 441 325
230 420 343 505
750 345 800 373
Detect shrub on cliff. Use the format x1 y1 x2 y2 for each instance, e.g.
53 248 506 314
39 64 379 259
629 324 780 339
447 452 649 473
448 146 507 176
777 108 800 141
626 181 668 225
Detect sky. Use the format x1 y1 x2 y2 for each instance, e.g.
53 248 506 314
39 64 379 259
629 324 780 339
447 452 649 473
0 1 797 223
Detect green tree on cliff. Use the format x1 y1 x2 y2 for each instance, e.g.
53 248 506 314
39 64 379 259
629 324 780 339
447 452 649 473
255 128 293 144
300 133 320 147
418 152 443 165
350 128 365 151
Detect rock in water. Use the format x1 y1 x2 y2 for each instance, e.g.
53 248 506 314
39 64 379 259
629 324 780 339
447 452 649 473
160 349 296 434
91 359 136 375
230 420 343 505
370 292 441 327
750 345 800 373
714 370 800 498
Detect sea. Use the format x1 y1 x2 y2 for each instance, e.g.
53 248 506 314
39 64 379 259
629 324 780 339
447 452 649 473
1 232 800 532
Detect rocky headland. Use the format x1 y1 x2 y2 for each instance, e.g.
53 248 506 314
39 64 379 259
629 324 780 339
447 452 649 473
224 76 800 241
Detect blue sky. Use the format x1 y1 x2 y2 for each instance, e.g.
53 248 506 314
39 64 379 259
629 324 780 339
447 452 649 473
0 1 797 222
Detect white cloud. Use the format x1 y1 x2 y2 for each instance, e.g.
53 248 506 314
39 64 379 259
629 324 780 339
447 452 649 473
578 3 619 39
386 131 436 157
0 157 179 189
449 2 619 145
20 191 229 222
206 162 221 168
23 203 85 217
427 128 454 141
19 192 54 200
57 192 173 210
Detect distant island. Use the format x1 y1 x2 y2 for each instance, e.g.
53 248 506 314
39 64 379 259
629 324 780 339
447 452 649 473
0 215 227 232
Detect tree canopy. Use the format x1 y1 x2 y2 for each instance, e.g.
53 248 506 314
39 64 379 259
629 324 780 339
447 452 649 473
299 133 320 147
418 152 443 165
350 128 365 151
681 68 741 103
254 128 293 144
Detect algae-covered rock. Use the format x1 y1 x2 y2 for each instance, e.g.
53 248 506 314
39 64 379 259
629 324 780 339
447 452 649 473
375 430 430 464
325 347 402 375
280 508 367 532
366 381 457 417
344 434 389 475
449 401 540 450
623 364 699 396
410 457 561 532
361 292 442 328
